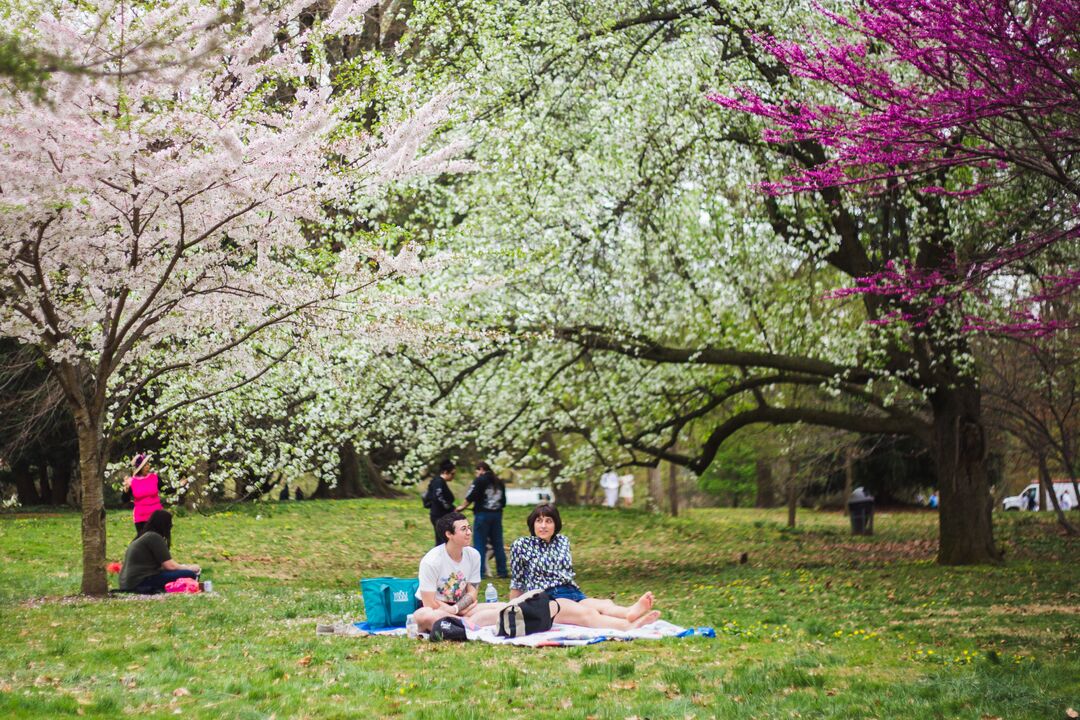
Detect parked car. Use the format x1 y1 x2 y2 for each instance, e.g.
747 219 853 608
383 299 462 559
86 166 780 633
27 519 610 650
505 487 554 506
1001 482 1076 511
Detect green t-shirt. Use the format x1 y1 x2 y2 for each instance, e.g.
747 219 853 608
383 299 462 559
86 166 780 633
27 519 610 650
118 532 171 590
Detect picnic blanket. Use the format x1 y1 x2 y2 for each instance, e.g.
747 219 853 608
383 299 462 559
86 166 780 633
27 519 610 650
351 620 714 647
470 619 704 647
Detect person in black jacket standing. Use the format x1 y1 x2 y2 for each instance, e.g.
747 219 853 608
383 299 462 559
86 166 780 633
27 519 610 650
457 461 508 578
424 460 457 545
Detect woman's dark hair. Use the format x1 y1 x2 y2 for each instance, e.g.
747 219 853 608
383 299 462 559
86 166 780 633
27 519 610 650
438 459 456 474
144 510 173 545
476 462 504 491
435 511 467 544
527 503 561 537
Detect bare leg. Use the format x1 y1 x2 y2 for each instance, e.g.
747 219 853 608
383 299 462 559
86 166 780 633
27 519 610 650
580 598 628 619
414 606 454 632
580 592 654 622
551 600 660 631
415 603 509 632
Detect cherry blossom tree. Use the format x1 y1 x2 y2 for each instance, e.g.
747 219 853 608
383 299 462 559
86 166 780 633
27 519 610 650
0 0 467 594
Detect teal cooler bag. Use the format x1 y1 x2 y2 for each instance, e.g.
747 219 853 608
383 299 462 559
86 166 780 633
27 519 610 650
360 577 420 628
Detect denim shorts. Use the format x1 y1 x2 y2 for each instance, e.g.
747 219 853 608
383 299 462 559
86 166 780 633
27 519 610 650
546 584 587 602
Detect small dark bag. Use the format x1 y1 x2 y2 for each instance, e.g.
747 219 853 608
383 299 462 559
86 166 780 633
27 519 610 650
497 592 553 637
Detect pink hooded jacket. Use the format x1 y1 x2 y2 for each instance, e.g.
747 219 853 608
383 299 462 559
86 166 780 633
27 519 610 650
131 473 163 523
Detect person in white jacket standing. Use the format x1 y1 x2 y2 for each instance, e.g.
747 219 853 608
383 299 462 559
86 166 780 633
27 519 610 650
600 470 619 508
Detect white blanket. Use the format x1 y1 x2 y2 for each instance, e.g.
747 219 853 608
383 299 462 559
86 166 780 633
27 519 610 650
467 619 688 647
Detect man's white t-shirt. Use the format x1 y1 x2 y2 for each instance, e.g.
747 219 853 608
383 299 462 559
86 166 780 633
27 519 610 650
416 544 482 604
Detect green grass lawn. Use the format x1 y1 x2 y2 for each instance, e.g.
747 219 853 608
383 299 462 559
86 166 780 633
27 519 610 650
0 500 1077 719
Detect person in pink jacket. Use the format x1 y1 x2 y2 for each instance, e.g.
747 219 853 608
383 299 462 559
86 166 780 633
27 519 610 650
124 453 164 541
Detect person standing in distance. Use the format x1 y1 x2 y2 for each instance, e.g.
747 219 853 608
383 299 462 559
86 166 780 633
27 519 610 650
424 459 457 545
457 461 508 579
124 453 164 542
600 469 619 508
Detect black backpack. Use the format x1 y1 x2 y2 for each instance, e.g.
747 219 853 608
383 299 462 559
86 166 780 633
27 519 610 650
421 481 433 509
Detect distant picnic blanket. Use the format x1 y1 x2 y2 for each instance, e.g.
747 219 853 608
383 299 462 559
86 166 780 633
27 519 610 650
353 620 714 647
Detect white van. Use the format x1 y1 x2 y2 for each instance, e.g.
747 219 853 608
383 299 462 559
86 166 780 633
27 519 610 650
505 487 554 506
1001 482 1077 511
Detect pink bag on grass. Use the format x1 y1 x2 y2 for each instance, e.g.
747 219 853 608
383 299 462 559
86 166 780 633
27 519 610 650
165 577 201 593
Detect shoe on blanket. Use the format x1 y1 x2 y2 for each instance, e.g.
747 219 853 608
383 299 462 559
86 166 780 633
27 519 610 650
315 624 336 635
430 616 468 642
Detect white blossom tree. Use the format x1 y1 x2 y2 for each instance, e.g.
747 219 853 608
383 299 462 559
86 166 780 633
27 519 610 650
0 0 468 593
395 0 1031 563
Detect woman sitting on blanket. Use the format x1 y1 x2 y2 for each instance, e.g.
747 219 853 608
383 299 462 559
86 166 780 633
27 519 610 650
117 510 201 594
508 503 655 622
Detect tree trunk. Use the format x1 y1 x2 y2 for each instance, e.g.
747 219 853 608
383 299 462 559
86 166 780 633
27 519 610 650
12 459 41 505
312 476 333 499
786 471 798 529
338 441 363 498
75 412 107 595
37 463 52 504
539 432 577 504
185 457 209 510
931 384 1001 565
843 445 855 516
754 458 774 508
1038 451 1077 535
667 461 679 517
553 477 578 505
358 450 403 498
646 466 661 513
50 452 73 506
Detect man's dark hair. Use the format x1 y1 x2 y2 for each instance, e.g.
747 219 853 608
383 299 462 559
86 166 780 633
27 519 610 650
435 511 467 544
438 459 456 474
526 503 561 537
145 509 173 545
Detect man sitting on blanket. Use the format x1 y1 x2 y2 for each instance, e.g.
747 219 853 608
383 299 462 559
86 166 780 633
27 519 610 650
413 513 659 638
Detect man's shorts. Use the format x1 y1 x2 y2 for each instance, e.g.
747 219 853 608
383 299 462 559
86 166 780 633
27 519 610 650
498 591 554 637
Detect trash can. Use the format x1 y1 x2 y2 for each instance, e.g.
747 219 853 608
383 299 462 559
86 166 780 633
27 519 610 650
848 487 875 536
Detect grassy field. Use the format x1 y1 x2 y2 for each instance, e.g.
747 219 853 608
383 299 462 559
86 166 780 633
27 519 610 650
0 500 1077 719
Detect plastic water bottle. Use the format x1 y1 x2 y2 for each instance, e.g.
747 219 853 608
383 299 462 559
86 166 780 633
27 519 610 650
406 613 418 639
484 583 498 603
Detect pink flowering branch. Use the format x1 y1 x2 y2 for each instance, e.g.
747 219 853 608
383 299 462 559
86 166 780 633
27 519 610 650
709 0 1080 335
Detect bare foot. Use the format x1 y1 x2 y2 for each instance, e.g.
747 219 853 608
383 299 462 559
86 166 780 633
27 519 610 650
630 609 661 629
626 591 655 623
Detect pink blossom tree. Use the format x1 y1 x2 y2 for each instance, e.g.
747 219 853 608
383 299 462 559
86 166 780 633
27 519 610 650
711 0 1080 333
0 0 467 594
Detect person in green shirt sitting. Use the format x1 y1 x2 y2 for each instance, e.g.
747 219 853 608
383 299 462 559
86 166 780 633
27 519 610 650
117 510 201 594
